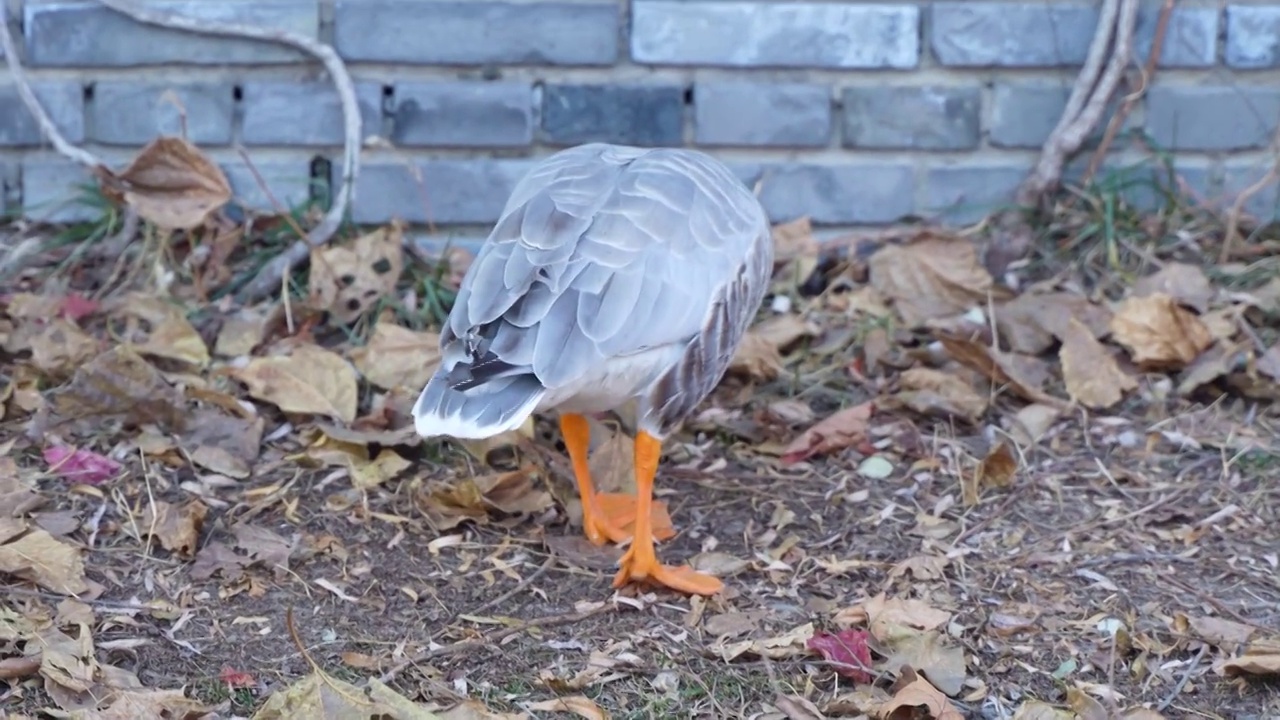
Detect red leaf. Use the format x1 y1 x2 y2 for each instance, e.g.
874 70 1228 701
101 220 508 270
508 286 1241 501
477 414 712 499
807 629 874 683
43 445 123 485
219 666 255 688
58 293 100 322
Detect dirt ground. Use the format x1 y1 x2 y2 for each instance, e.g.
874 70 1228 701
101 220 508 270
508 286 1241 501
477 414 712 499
3 182 1280 720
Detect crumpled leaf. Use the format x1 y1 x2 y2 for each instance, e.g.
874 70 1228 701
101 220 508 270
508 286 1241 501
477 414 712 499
1133 262 1216 313
65 688 210 720
349 449 413 490
231 523 295 580
774 694 827 720
46 346 187 432
179 408 264 479
873 669 964 720
252 670 440 720
994 291 1113 355
835 594 952 635
27 319 99 378
0 524 88 594
808 629 873 683
1066 687 1108 720
1218 652 1280 677
868 232 1001 328
938 335 1066 409
350 321 441 391
717 622 814 662
1109 293 1213 370
962 442 1018 506
214 306 275 358
107 294 210 368
1010 701 1075 720
1059 317 1137 409
893 367 987 423
309 224 405 324
140 500 207 559
0 460 44 517
417 467 554 531
102 135 231 230
729 332 785 381
878 624 967 696
1009 404 1062 446
782 401 875 464
32 624 97 695
231 344 359 423
43 446 122 485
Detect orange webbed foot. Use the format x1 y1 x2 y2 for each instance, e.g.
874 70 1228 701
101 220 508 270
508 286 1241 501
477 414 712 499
596 492 676 542
612 543 724 597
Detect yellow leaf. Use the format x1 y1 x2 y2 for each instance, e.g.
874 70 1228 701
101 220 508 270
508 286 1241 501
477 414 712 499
231 344 358 423
103 135 231 230
309 224 405 324
0 525 88 594
109 293 210 368
349 449 413 490
1059 318 1137 409
1109 292 1213 370
350 321 441 391
868 232 1003 328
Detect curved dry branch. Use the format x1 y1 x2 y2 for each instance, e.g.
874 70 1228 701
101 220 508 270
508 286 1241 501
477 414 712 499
93 0 363 304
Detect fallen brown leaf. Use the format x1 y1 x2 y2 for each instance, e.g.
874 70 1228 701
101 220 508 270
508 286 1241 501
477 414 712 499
1010 701 1075 720
417 467 554 531
27 319 99 378
108 293 210 368
46 346 187 431
0 523 88 594
893 367 988 423
1066 687 1108 720
1110 293 1213 369
1059 317 1137 409
309 224 405 324
253 670 435 720
141 499 207 559
350 321 441 391
1133 262 1216 313
963 442 1018 506
868 232 1000 328
1218 652 1280 677
994 291 1113 355
729 332 785 381
938 335 1067 409
179 407 263 479
873 669 964 720
214 306 275 358
231 344 359 423
781 401 875 464
102 135 231 230
527 695 608 720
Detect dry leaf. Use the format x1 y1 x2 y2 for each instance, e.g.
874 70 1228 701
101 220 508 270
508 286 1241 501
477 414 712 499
1008 404 1061 446
772 216 820 262
46 346 187 431
1218 652 1280 677
108 294 210 368
417 467 554 531
1110 293 1213 369
894 367 988 423
878 627 967 696
775 694 828 720
834 594 952 635
868 232 998 327
252 671 432 720
963 442 1017 506
994 292 1113 355
141 499 207 559
78 688 209 720
214 306 274 358
349 449 413 490
781 401 875 464
32 623 97 695
0 525 88 594
309 224 405 324
1059 317 1136 409
231 344 358 423
1066 687 1108 720
103 135 231 230
873 670 964 720
717 622 815 662
27 319 99 378
1010 701 1075 720
1183 614 1257 650
527 695 608 720
938 336 1066 409
179 408 263 479
350 321 441 391
729 332 785 381
1133 262 1216 313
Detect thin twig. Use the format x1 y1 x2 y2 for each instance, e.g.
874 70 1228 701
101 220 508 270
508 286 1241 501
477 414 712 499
459 551 558 619
92 0 363 304
1156 644 1209 712
0 20 104 170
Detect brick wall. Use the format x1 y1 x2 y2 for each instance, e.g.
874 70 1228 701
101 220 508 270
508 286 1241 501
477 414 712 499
2 0 1278 237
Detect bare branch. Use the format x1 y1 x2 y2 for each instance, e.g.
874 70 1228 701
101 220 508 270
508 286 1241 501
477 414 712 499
0 16 104 169
92 0 363 304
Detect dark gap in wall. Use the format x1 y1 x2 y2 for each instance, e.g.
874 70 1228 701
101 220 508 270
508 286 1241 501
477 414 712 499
683 86 693 105
82 83 94 102
309 155 333 210
232 85 244 102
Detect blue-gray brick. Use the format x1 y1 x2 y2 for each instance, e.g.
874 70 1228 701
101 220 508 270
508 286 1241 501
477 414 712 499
333 1 618 65
392 82 533 148
0 82 85 147
223 162 315 213
748 164 915 224
694 83 830 147
349 160 536 225
1227 6 1280 69
23 1 317 67
88 82 233 146
1146 87 1280 151
632 2 919 69
1222 161 1279 222
241 81 384 147
924 163 1028 224
542 85 683 147
931 3 1096 67
1065 158 1215 212
990 83 1134 149
842 86 979 150
1137 4 1217 68
20 158 100 223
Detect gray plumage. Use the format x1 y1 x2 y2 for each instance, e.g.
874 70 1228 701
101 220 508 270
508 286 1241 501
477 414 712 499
412 143 773 441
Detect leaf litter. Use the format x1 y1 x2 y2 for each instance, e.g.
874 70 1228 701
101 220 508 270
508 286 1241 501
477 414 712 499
2 143 1279 720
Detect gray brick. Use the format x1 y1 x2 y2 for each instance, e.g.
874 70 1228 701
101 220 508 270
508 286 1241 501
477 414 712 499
241 81 383 147
223 162 315 213
392 82 533 148
1136 4 1217 68
990 82 1135 149
842 86 979 150
924 163 1028 224
349 160 536 225
542 85 683 147
0 82 84 146
1222 160 1280 222
632 1 919 69
88 82 233 146
1227 6 1280 69
24 0 317 67
1146 87 1280 151
1067 159 1216 212
932 2 1096 67
20 158 101 223
751 164 916 224
334 1 618 65
694 83 830 147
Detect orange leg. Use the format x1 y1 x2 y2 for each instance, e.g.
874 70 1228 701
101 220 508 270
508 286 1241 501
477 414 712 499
560 414 631 546
613 431 724 596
